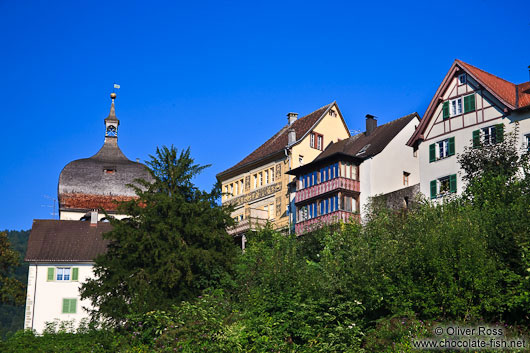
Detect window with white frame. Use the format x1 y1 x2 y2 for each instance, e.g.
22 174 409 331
526 134 530 150
253 174 257 189
57 267 71 281
270 168 275 182
472 124 503 148
311 132 324 150
265 170 269 184
430 174 457 199
458 74 466 85
429 137 455 162
450 97 462 117
483 126 497 145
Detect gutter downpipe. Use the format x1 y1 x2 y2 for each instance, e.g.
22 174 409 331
285 147 292 235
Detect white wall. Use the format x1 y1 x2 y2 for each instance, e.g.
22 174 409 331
360 117 420 217
25 263 95 333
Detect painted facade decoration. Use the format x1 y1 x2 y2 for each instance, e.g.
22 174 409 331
216 102 351 240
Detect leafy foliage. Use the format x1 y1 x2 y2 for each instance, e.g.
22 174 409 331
81 146 238 324
0 230 29 339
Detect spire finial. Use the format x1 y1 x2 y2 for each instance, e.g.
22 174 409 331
105 91 119 138
108 92 116 118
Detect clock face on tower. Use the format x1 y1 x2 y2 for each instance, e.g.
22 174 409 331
106 125 117 137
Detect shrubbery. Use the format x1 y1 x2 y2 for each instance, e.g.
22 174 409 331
3 135 530 351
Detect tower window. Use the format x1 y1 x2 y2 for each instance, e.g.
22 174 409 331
106 125 117 137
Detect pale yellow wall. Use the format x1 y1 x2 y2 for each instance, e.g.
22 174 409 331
291 103 350 169
220 102 350 232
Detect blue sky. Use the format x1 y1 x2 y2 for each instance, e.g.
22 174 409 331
0 0 529 230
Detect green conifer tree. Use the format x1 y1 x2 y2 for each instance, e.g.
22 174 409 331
81 146 237 324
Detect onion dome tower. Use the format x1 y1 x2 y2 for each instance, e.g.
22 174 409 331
58 93 152 220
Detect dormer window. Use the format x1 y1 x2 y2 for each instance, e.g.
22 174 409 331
458 74 467 85
104 168 116 174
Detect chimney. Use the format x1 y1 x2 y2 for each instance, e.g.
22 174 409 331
287 112 298 125
288 128 296 146
365 114 377 136
90 210 98 227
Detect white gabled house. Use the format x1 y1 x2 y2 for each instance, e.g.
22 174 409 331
407 60 530 199
24 93 151 333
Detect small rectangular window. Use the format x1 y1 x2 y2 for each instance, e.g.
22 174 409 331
459 74 466 85
450 97 462 117
310 134 315 148
62 298 77 314
403 172 410 186
56 268 71 281
317 135 323 150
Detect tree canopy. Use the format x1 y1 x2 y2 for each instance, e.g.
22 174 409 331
81 146 238 324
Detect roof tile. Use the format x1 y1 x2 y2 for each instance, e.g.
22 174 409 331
217 102 334 178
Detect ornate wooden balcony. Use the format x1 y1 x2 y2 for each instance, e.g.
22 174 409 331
227 208 268 236
295 177 360 204
295 210 360 235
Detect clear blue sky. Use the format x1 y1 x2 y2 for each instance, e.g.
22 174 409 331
0 1 528 230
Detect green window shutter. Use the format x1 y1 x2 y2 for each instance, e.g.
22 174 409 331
430 180 437 199
442 101 450 120
496 124 504 143
72 268 79 281
449 174 457 193
472 130 480 148
62 299 69 313
429 143 436 162
47 267 54 281
70 299 77 314
463 94 476 113
448 137 455 156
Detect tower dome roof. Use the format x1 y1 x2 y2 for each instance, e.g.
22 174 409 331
58 93 152 212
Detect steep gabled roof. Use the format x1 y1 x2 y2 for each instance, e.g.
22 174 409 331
407 60 530 147
288 113 419 175
25 220 112 262
217 102 349 179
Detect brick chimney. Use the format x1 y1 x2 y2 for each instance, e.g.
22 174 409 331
287 112 298 125
288 128 296 146
365 114 377 136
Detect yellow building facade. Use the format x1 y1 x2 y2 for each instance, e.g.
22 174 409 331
216 102 350 239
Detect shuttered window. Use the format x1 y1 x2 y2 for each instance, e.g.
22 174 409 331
72 268 79 281
472 130 480 148
47 268 55 281
442 101 450 120
448 137 455 156
429 144 435 163
464 94 476 113
431 174 457 199
62 299 77 314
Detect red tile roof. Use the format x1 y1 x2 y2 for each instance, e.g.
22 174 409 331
217 102 337 179
456 59 519 108
518 82 530 108
407 60 530 147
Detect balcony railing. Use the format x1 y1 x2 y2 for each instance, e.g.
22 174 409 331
227 208 268 236
295 177 360 204
295 210 360 235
